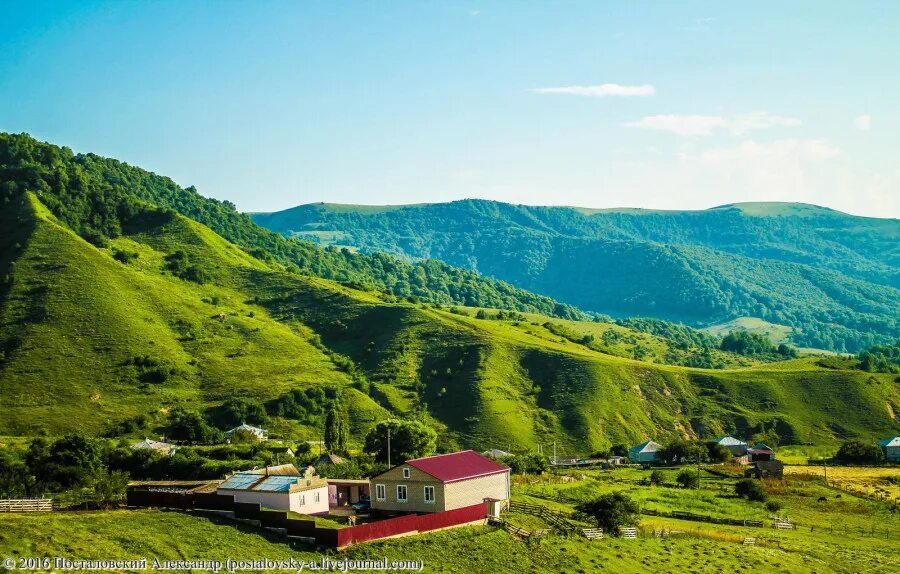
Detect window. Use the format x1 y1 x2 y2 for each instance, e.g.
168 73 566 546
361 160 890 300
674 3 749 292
314 491 320 503
397 484 408 502
424 485 435 504
376 484 386 501
300 494 305 506
403 467 410 479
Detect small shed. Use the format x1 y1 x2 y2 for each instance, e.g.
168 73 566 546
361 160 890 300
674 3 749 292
879 437 900 462
628 440 661 464
744 460 784 479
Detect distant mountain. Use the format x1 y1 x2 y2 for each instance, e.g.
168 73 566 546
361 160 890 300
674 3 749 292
252 200 900 352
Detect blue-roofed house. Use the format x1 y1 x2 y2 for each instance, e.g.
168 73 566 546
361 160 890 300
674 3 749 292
628 440 661 464
879 437 900 462
217 466 329 515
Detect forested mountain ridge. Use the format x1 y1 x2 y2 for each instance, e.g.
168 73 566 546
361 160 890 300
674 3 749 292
0 133 583 320
1 132 898 451
253 200 900 352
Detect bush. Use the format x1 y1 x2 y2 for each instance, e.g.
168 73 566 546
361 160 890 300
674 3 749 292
501 453 548 475
575 493 641 536
735 478 768 502
649 470 664 486
834 440 884 464
765 500 783 513
676 469 698 489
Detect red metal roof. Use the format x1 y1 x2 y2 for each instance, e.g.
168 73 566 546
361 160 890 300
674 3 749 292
406 450 509 483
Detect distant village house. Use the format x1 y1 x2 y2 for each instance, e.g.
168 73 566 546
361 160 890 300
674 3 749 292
879 437 900 462
629 440 661 464
131 438 178 456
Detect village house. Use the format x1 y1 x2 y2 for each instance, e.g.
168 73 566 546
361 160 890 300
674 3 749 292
217 465 328 515
369 450 510 515
628 440 661 464
482 448 512 459
131 437 178 456
879 437 900 462
224 423 267 441
715 436 748 457
744 460 784 479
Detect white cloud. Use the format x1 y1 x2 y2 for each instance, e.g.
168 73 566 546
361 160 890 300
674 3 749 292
531 84 656 97
626 111 801 137
681 138 840 164
854 114 871 130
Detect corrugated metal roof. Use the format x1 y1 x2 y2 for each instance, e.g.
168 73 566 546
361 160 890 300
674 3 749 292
716 436 747 447
404 450 508 483
243 464 301 476
879 437 900 447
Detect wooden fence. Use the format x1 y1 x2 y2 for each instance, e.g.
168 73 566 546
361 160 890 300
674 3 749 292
643 508 764 528
0 499 53 512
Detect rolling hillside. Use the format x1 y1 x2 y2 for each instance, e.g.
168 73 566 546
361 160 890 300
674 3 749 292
253 200 900 352
1 133 898 452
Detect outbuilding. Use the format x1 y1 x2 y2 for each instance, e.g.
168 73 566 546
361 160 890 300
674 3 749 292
369 450 509 514
217 466 328 515
879 437 900 462
224 423 267 441
715 436 748 457
628 440 661 464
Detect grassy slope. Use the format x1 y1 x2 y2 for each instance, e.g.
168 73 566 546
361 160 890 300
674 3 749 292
0 194 386 437
2 193 898 450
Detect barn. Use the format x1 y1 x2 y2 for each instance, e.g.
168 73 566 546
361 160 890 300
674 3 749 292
879 437 900 462
369 450 509 514
715 436 748 457
629 440 661 464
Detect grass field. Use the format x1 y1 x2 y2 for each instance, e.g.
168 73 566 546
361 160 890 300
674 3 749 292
2 465 898 573
785 464 900 500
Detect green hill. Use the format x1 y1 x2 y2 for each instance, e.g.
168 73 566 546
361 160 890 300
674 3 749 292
1 133 898 452
252 200 900 352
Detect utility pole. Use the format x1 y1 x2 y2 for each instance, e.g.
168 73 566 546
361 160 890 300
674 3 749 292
387 427 391 467
824 457 828 486
552 441 557 465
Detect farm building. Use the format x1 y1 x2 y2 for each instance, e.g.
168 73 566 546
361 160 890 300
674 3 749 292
744 460 784 479
879 437 900 462
217 466 328 515
747 444 776 462
482 448 512 459
328 479 370 508
715 436 748 457
224 423 267 441
131 438 178 456
370 450 509 514
312 452 346 466
629 440 661 464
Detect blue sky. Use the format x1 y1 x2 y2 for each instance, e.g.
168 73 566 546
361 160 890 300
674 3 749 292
1 1 898 217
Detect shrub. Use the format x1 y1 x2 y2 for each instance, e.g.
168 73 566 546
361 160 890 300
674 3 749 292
735 478 768 502
834 440 884 464
676 469 698 489
649 470 664 486
765 500 783 513
575 493 641 536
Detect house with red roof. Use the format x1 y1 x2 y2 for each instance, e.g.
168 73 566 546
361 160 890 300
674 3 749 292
369 450 510 514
